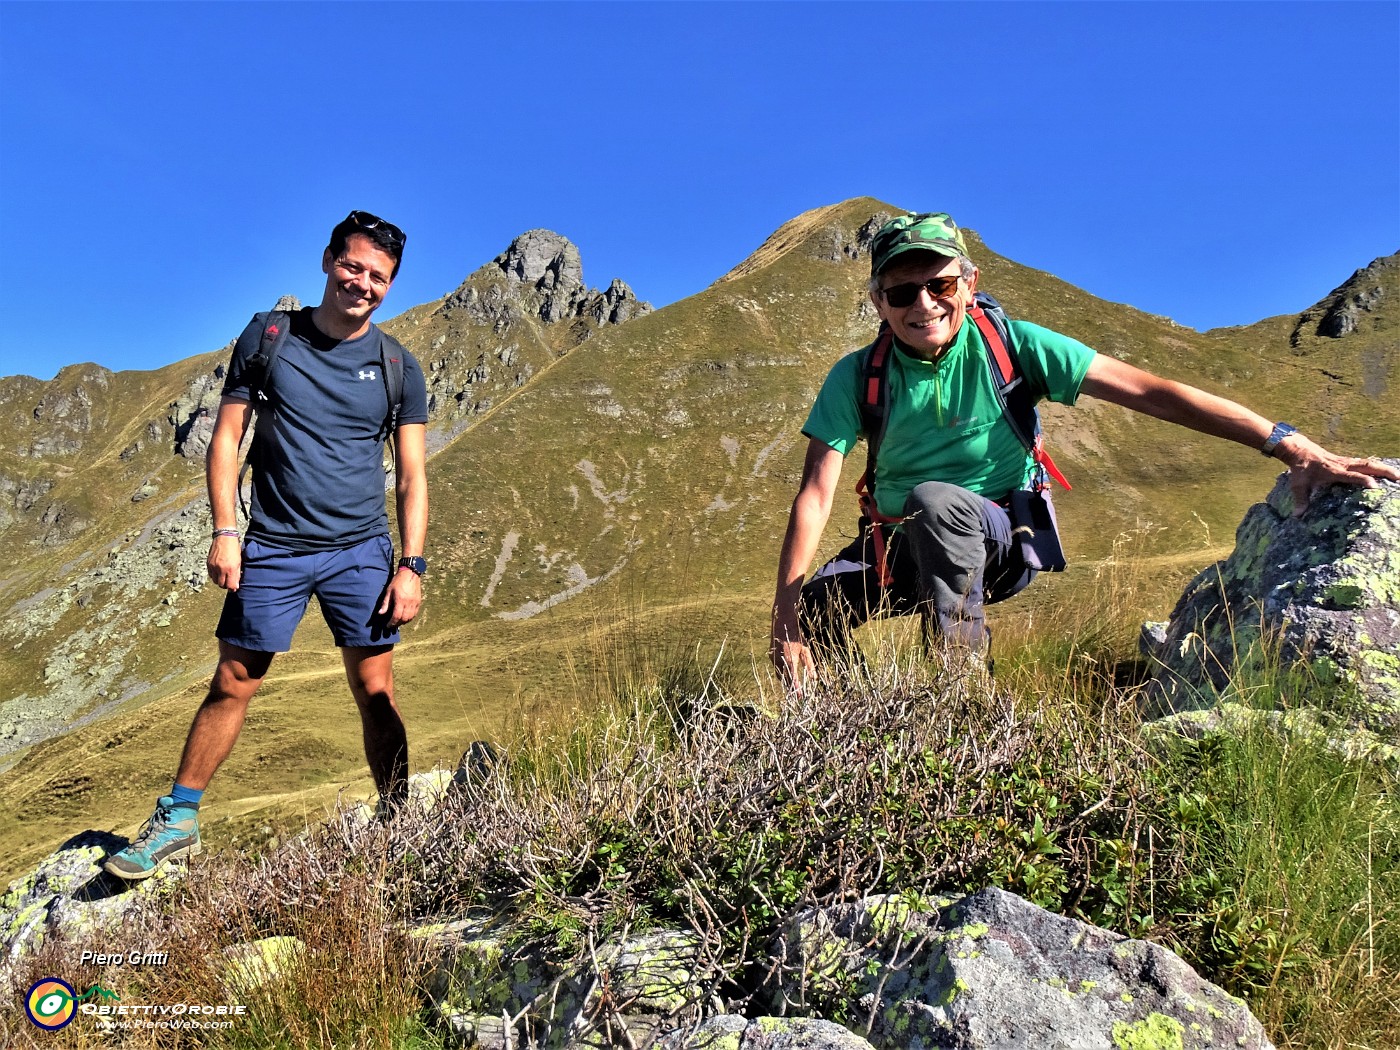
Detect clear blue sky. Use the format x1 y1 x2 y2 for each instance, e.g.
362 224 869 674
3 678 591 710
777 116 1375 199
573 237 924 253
1 2 1396 381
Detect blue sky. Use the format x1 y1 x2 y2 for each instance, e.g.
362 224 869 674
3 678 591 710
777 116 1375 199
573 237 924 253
1 1 1396 381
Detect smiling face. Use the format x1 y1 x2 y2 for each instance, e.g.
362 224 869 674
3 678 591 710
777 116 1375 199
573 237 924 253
871 251 978 361
318 232 397 338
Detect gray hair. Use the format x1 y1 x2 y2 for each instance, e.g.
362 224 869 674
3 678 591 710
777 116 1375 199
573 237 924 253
869 254 977 296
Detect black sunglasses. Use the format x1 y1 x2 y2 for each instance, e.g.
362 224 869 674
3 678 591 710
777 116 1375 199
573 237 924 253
346 210 406 247
880 274 961 309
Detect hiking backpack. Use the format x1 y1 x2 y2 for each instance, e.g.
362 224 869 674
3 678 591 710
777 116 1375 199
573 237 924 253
855 291 1070 582
233 310 408 518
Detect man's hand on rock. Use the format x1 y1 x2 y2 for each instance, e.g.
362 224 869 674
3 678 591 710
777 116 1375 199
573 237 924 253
1276 437 1400 517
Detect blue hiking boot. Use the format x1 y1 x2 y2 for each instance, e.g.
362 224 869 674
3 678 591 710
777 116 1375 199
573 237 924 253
103 796 202 880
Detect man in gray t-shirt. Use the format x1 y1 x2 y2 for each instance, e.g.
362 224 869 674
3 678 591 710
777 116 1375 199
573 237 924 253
106 211 429 880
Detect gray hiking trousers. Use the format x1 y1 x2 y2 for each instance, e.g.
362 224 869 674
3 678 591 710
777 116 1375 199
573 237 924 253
799 481 1037 654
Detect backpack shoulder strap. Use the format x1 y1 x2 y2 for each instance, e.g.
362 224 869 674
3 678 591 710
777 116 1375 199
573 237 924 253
854 323 899 584
377 329 407 436
969 292 1071 490
236 311 293 521
969 293 1031 445
857 322 894 493
246 310 294 405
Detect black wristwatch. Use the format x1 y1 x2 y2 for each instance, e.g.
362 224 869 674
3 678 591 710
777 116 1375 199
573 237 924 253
398 556 427 577
1260 422 1298 458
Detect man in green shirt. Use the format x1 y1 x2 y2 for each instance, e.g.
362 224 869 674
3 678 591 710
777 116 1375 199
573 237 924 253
771 212 1399 686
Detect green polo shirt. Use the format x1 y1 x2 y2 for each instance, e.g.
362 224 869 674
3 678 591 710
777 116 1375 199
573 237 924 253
803 316 1095 518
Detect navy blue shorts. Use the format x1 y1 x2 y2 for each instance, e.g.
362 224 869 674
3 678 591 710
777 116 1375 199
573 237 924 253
216 534 399 653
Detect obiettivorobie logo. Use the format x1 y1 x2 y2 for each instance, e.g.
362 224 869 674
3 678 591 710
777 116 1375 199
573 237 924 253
25 978 119 1031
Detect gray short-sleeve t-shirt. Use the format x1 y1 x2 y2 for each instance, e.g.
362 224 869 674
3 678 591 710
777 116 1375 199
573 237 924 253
223 308 428 551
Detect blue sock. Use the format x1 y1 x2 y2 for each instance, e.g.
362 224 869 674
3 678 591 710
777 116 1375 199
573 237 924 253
169 783 204 808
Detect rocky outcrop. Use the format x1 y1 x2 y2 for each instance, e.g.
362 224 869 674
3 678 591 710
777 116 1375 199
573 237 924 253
767 889 1272 1050
420 231 649 427
0 473 55 532
0 498 212 759
1291 254 1397 346
663 1017 875 1049
445 230 651 331
412 888 1271 1049
417 920 713 1049
589 277 649 326
1141 467 1400 734
16 365 112 458
0 831 180 987
170 362 227 459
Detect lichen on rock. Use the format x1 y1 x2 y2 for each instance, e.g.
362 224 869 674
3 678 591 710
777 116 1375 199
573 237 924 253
1141 466 1400 736
768 887 1273 1050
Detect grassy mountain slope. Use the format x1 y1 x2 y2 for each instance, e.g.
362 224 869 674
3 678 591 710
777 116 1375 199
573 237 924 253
1 198 1395 882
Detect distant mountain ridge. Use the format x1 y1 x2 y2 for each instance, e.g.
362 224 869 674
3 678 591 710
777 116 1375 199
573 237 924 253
0 197 1395 881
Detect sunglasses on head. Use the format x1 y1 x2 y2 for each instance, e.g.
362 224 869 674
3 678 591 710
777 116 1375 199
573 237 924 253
346 210 406 247
880 274 961 309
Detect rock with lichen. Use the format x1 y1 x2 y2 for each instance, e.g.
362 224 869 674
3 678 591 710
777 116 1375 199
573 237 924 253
414 918 709 1049
0 830 182 986
768 887 1273 1050
1141 703 1400 777
661 1015 876 1049
1141 465 1400 734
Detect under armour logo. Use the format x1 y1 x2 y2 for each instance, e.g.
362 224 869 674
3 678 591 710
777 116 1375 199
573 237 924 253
358 369 376 381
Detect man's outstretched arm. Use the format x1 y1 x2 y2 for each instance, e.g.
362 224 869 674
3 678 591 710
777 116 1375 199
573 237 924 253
1080 355 1400 515
771 438 845 687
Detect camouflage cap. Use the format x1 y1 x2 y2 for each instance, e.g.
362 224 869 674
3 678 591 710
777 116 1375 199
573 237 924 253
870 212 968 276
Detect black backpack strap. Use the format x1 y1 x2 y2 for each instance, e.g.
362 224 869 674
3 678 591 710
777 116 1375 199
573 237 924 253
236 311 293 521
244 311 293 406
378 330 407 438
376 329 408 472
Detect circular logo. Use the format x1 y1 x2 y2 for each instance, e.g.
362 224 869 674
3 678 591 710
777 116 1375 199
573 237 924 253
26 978 77 1030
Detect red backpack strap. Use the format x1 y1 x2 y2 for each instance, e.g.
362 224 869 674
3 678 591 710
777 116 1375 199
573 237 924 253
969 304 1017 391
969 299 1071 491
858 324 893 474
855 324 898 585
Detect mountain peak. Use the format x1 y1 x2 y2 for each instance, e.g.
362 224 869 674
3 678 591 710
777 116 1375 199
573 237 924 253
444 229 651 329
1291 251 1399 346
717 198 898 286
496 229 583 295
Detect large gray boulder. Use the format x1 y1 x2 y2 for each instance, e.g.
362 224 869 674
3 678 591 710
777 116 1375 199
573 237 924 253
1141 467 1400 733
770 888 1273 1050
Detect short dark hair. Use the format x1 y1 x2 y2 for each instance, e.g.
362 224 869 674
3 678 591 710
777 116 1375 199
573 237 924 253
327 210 406 278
